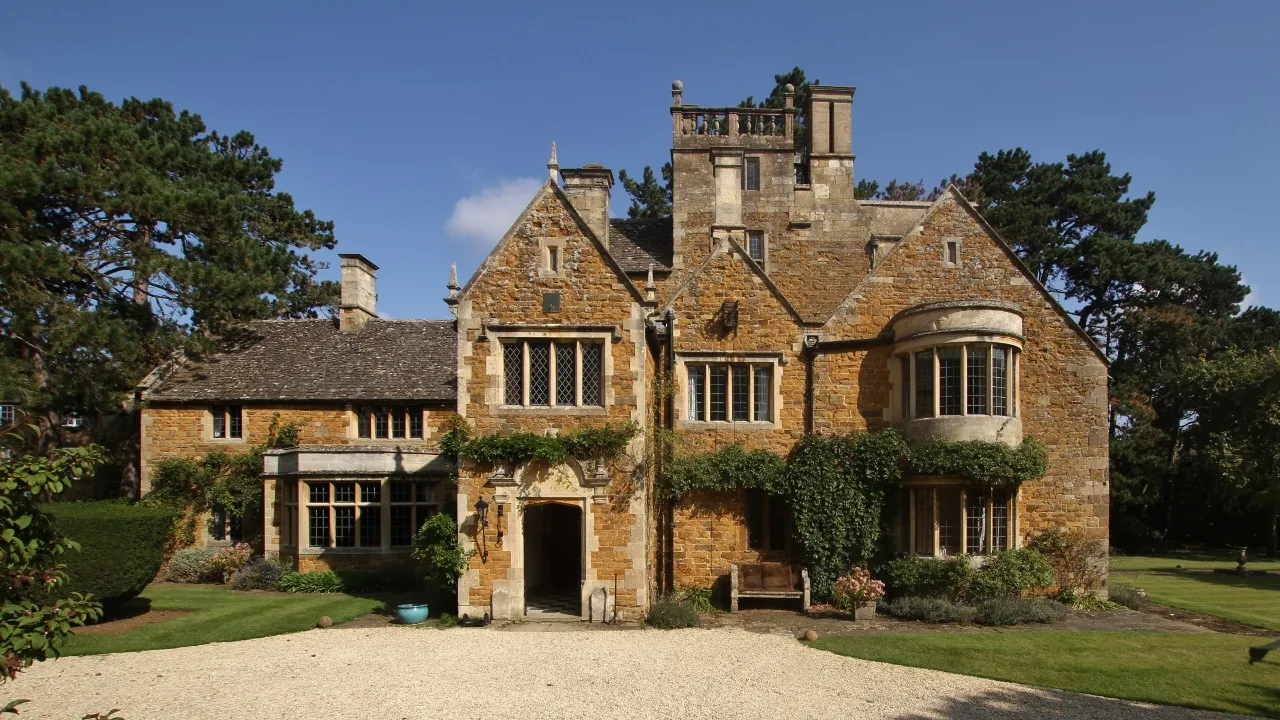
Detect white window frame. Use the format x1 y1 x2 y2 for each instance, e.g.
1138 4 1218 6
0 404 16 427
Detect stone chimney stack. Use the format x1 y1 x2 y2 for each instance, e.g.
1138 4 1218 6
560 164 614 248
338 253 378 331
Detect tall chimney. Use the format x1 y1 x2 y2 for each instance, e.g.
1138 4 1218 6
560 164 613 248
338 253 378 331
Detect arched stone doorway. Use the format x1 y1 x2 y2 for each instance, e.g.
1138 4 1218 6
523 502 583 616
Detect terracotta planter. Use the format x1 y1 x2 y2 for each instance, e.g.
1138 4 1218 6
853 601 876 621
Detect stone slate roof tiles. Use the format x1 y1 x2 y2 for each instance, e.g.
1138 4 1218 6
146 319 457 402
608 217 673 273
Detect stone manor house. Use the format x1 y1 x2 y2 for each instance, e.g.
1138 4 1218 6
138 80 1110 621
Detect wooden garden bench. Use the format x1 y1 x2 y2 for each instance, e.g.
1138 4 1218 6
730 562 810 613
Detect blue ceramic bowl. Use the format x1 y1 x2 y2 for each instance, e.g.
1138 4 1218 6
397 603 430 625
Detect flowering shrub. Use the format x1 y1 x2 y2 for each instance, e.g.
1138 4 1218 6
831 567 885 611
207 543 253 582
165 547 220 583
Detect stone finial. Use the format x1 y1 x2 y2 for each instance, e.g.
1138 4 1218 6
645 263 656 302
547 142 559 181
671 80 683 106
444 262 461 314
784 83 795 109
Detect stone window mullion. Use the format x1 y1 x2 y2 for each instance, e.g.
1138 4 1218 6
381 478 391 550
931 487 940 557
575 341 583 407
959 488 968 554
522 341 531 407
987 345 994 418
549 342 558 408
933 350 940 418
747 365 755 422
960 344 968 416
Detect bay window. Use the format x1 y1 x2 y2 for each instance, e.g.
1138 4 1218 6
899 344 1020 421
907 485 1014 556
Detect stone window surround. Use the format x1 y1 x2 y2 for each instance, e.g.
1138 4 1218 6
286 476 445 555
489 327 614 416
743 156 761 192
746 229 768 271
539 237 566 279
905 478 1020 556
206 405 245 443
352 405 426 442
675 351 784 430
943 236 962 268
892 336 1022 423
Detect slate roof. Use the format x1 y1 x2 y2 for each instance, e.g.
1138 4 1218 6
145 319 457 402
608 217 673 273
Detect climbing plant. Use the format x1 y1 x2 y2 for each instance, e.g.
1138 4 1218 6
143 413 301 546
905 437 1048 486
775 431 910 597
439 414 637 466
655 430 1050 599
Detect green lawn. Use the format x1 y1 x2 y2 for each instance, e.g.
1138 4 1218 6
1110 553 1280 630
1111 552 1280 573
811 632 1280 718
64 583 385 656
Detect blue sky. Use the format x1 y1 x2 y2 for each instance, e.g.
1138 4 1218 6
3 0 1276 318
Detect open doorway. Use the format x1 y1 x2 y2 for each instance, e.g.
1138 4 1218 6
523 502 582 616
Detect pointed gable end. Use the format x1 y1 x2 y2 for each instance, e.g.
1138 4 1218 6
825 186 1107 365
458 180 644 304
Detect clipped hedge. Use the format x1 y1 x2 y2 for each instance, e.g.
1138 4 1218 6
40 500 175 606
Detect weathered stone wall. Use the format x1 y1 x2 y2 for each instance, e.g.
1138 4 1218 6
142 403 454 548
819 192 1110 557
454 184 651 620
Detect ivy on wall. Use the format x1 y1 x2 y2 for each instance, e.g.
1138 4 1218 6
906 437 1048 486
439 415 638 467
654 431 1050 599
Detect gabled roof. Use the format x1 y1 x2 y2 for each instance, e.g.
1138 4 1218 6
609 217 673 273
144 319 458 402
458 180 646 303
829 186 1109 365
663 234 811 327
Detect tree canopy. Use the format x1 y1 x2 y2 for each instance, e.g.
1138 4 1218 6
0 83 338 429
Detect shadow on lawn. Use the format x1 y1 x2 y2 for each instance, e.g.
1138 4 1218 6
99 596 152 622
886 684 1277 720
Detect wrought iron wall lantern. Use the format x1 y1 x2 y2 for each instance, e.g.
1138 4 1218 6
474 497 490 562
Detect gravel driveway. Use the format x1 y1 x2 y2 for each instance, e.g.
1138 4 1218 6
15 627 1241 719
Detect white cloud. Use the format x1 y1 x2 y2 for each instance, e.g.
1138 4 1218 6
445 177 542 246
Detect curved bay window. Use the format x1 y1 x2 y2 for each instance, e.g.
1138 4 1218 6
899 343 1019 420
298 478 443 550
907 484 1014 556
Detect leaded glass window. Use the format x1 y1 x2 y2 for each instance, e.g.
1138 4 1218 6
937 488 962 555
528 342 551 405
502 340 603 408
581 343 602 406
334 506 356 547
504 343 523 405
992 489 1010 551
747 231 765 262
556 343 576 405
898 344 1019 422
308 507 329 547
357 406 424 439
686 362 774 423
